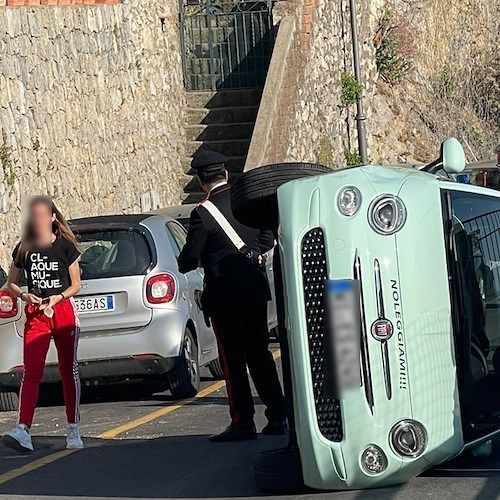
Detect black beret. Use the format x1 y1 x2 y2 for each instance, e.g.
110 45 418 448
191 149 227 172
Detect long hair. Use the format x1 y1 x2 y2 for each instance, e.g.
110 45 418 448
14 196 77 267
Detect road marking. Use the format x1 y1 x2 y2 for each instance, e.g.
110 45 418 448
0 449 76 486
99 349 281 439
97 379 227 439
0 349 281 485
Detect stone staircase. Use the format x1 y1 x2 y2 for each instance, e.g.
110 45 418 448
183 89 263 202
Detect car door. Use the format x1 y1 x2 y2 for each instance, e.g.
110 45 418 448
165 221 217 363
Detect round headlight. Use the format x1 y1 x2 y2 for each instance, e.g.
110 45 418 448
390 420 427 458
369 195 406 235
361 445 388 475
337 186 361 216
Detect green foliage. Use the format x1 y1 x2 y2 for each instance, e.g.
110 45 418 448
316 137 334 167
340 73 363 106
0 132 16 187
375 14 414 84
344 148 362 166
432 66 455 99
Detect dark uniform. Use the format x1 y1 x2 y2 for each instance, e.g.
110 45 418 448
179 150 286 439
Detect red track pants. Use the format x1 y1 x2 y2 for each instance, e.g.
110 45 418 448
19 299 80 427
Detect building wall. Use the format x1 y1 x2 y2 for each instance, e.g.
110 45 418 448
0 0 187 266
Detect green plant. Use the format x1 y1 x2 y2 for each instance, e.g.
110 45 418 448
0 132 16 187
341 73 363 105
316 137 334 167
32 138 41 152
375 14 414 84
344 148 362 166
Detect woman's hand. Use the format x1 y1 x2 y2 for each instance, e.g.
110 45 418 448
23 293 42 306
39 294 62 311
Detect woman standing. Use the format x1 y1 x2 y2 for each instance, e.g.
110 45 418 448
2 196 82 453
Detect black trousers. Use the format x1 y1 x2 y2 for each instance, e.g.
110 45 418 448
211 302 286 430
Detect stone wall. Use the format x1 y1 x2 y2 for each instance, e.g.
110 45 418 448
248 0 498 170
0 0 187 267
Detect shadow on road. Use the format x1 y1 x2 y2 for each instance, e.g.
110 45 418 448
0 433 287 498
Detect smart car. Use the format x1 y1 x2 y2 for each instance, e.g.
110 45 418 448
0 213 223 411
231 139 500 491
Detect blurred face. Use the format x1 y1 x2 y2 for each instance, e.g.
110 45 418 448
29 201 55 237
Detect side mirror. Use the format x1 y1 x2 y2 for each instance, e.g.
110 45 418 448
442 137 466 174
422 137 466 175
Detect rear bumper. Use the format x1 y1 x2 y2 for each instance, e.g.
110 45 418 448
0 356 178 388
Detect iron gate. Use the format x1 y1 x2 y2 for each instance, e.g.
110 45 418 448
179 0 275 91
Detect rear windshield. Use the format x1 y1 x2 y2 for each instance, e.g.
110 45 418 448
77 230 152 280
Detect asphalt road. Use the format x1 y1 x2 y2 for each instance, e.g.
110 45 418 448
0 351 498 500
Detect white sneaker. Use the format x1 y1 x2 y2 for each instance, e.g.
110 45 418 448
1 424 34 453
66 424 84 449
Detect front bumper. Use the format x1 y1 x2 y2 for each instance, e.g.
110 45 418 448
0 355 178 388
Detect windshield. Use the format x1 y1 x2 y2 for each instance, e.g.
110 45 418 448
446 190 500 438
457 169 500 191
76 230 153 280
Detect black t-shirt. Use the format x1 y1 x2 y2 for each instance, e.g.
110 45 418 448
13 238 80 298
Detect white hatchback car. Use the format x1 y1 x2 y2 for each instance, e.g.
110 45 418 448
0 212 223 411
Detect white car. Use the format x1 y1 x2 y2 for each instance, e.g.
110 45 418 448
0 212 223 411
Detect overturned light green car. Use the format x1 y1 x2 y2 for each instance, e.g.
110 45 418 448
232 139 500 491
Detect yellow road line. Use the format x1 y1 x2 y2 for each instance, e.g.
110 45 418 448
0 449 76 486
98 379 227 439
0 349 281 484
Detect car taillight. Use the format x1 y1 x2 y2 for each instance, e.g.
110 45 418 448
0 290 18 319
146 274 176 304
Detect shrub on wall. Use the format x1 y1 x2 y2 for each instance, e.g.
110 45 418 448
340 73 363 105
374 13 415 84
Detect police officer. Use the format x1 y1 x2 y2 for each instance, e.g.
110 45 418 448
178 149 286 442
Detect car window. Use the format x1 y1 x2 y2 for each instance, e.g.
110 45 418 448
77 230 152 279
165 222 187 258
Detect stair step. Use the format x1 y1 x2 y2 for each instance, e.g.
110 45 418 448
186 123 255 142
186 89 263 109
186 139 251 158
186 105 260 126
182 155 246 174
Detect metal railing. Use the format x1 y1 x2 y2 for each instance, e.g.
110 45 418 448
179 0 275 91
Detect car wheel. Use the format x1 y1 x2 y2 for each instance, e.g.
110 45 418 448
254 447 305 494
167 329 200 399
231 163 332 230
0 387 19 412
208 358 225 380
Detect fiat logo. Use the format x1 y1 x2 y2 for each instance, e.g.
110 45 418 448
371 319 393 341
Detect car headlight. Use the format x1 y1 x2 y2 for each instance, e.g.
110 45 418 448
337 186 361 216
369 195 406 235
361 445 388 475
390 420 427 458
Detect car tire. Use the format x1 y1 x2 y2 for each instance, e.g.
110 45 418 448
167 329 200 399
208 358 225 380
254 447 305 494
0 387 19 412
231 163 332 230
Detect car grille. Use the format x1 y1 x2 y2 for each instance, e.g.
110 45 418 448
301 228 343 442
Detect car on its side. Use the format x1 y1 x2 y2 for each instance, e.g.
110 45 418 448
0 213 223 411
231 139 500 492
158 204 278 333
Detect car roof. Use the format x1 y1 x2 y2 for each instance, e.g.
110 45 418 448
152 204 196 219
464 160 497 171
70 214 152 233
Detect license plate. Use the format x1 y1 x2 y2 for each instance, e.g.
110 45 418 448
325 280 361 391
74 295 115 314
